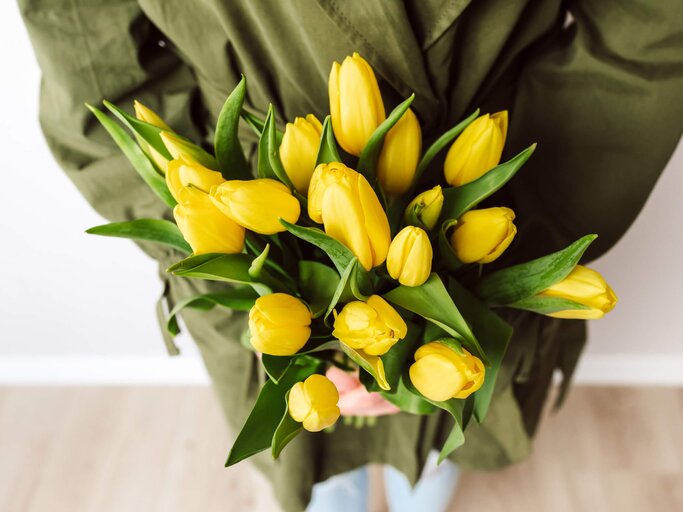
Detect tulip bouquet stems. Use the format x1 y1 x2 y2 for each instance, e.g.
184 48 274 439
86 52 617 466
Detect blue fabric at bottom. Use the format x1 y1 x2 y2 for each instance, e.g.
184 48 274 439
384 452 460 512
306 452 459 512
307 466 370 512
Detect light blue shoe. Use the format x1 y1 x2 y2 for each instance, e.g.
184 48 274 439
307 465 370 512
383 452 460 512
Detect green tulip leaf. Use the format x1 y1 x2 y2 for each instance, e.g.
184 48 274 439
404 374 466 463
271 396 304 459
225 361 319 466
298 261 341 318
248 244 270 280
166 253 271 296
349 262 372 301
215 75 252 180
438 421 466 464
476 234 598 306
257 105 295 188
260 341 340 384
166 287 258 336
316 115 342 165
384 274 488 365
324 258 357 321
437 219 464 272
86 219 190 253
261 354 294 383
86 104 176 208
415 109 480 184
298 339 340 355
102 100 173 161
439 144 536 223
280 220 355 274
507 295 591 315
242 108 284 142
357 94 415 180
448 279 512 423
242 109 266 137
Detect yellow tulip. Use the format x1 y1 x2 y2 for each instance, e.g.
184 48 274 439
280 114 323 194
173 186 245 255
409 342 485 402
386 227 433 287
288 374 340 432
166 157 224 203
539 265 618 319
450 207 516 264
404 185 444 230
308 162 390 270
332 295 407 356
210 179 300 235
376 108 422 196
444 111 508 186
329 52 386 156
248 293 311 355
133 100 172 131
160 131 219 171
134 100 172 173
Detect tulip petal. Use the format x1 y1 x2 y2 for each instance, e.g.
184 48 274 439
323 181 375 270
303 374 340 409
357 175 391 268
409 354 464 402
288 382 312 423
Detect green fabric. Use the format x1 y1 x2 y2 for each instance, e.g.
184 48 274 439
20 1 683 510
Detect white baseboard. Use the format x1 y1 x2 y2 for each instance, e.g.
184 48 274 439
573 354 683 386
0 354 681 386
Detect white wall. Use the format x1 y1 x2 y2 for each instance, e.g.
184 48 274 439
1 3 681 384
0 3 198 365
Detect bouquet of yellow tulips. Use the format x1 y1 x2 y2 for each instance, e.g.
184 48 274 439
86 52 617 465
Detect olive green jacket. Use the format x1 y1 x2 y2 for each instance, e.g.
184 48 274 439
20 1 683 510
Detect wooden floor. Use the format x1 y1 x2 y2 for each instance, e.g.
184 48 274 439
0 386 681 512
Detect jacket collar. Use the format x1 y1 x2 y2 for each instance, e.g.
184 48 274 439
314 0 472 122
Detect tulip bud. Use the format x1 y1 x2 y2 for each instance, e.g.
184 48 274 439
288 374 340 432
133 100 172 131
134 100 172 173
280 114 323 195
449 207 516 264
444 111 508 186
248 293 312 355
173 186 245 255
376 108 422 196
166 157 224 203
386 227 433 287
308 163 390 270
404 185 444 230
539 265 618 319
329 52 386 156
160 131 219 171
409 342 485 402
210 179 300 235
333 295 407 356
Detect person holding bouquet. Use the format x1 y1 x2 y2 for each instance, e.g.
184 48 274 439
19 1 682 510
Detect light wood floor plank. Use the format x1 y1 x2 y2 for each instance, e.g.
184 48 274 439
0 387 680 512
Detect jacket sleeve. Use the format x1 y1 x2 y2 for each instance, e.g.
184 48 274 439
507 0 683 260
19 0 201 261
